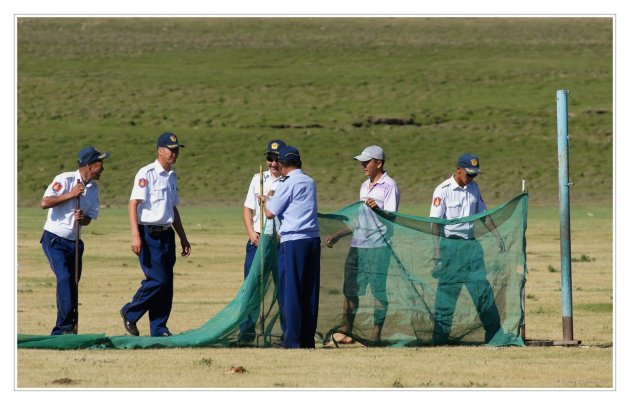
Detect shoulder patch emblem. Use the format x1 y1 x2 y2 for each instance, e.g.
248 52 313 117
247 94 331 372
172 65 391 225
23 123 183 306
433 197 442 207
138 178 148 188
52 182 62 192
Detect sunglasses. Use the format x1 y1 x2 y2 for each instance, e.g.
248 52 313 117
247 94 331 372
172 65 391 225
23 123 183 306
266 154 279 162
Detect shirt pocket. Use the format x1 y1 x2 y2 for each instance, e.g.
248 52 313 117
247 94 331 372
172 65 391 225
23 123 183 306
445 201 463 218
150 183 167 202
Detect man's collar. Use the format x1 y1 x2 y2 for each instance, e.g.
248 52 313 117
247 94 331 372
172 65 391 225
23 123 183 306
449 174 466 190
153 159 171 174
74 169 92 186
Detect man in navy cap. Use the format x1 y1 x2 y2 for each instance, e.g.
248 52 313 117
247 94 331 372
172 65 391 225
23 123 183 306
429 153 505 345
239 139 286 343
40 146 109 335
263 145 321 348
120 132 191 337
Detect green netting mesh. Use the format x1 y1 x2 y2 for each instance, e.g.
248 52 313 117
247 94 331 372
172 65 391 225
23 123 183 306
18 193 527 349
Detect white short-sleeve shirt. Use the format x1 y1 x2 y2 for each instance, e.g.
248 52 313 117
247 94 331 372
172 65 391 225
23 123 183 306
429 175 487 239
43 170 100 241
351 172 400 248
130 160 179 225
244 170 282 234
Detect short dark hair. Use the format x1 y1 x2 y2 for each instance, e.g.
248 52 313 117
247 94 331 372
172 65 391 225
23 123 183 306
279 159 302 169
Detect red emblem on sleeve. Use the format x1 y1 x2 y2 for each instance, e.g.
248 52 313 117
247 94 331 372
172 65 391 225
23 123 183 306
52 182 62 192
138 178 147 188
433 197 442 207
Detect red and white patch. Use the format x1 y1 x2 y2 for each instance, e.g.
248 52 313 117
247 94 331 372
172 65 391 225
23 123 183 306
432 197 442 207
138 178 148 188
52 182 63 192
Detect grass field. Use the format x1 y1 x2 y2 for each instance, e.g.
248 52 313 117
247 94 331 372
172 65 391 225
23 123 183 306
16 205 612 388
17 17 612 207
15 17 614 390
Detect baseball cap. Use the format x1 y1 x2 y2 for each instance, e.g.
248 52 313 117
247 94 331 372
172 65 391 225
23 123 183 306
457 153 482 174
157 132 185 149
78 146 110 166
265 139 287 155
354 145 385 162
277 145 301 162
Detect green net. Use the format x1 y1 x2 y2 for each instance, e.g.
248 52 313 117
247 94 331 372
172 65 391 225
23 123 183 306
18 193 527 349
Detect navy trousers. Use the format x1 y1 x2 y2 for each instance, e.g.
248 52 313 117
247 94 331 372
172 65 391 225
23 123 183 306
277 237 321 348
432 238 501 344
41 230 83 335
121 225 176 336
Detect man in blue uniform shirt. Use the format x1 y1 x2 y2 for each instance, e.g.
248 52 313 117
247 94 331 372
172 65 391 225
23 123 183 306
120 132 191 337
429 153 505 345
263 145 321 349
41 146 109 335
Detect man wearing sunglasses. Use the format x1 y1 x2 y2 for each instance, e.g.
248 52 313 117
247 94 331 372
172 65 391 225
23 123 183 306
429 153 505 345
239 139 286 342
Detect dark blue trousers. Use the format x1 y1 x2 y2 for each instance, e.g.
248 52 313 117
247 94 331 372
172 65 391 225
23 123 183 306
277 237 321 348
239 239 259 341
121 226 176 336
41 230 83 335
432 238 501 344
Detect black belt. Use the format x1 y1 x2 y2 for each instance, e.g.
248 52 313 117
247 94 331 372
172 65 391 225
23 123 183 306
446 235 474 240
144 224 170 231
143 224 171 238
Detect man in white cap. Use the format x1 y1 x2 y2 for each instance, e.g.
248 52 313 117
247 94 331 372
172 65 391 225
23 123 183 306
40 146 109 335
325 145 400 345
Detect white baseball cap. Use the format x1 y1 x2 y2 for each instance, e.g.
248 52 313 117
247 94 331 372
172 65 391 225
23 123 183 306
353 145 385 162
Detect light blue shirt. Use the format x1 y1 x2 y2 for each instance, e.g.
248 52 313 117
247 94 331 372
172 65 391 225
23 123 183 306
266 168 320 242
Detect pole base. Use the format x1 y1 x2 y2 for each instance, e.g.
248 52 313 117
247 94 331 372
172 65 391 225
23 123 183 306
525 339 581 347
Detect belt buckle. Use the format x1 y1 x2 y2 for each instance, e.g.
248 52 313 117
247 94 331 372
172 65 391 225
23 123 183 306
149 225 168 238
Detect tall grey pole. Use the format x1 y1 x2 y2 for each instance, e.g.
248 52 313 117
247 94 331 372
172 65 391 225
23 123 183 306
556 89 574 342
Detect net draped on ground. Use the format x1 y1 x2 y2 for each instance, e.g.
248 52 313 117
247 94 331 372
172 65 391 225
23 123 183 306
18 193 528 349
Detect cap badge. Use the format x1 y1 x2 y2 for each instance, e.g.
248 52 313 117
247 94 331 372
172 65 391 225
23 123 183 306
470 159 478 167
271 142 279 150
433 197 442 207
170 135 177 142
52 182 62 192
138 178 147 188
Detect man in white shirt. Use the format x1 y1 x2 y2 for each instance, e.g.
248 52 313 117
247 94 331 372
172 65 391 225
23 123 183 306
325 145 400 345
120 132 191 337
429 153 504 344
239 139 285 342
40 146 109 335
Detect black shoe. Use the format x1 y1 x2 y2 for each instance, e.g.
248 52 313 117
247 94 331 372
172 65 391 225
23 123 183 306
120 309 139 336
158 331 172 337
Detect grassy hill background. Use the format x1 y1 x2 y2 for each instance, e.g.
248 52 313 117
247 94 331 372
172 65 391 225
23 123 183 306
17 17 613 208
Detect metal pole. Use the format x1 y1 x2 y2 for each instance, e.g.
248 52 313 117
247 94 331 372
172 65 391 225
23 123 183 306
258 165 265 345
520 178 526 340
556 89 574 342
74 191 81 334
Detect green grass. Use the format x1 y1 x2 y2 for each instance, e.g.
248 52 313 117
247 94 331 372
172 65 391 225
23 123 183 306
17 17 612 207
16 205 613 387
